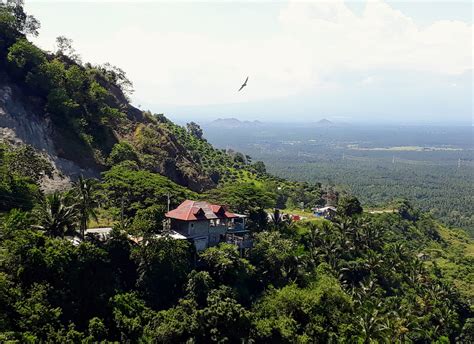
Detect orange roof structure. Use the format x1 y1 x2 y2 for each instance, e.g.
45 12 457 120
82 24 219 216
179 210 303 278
165 200 238 221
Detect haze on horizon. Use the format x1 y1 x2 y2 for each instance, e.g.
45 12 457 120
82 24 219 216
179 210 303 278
26 0 473 125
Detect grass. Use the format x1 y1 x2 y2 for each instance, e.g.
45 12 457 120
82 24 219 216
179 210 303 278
87 207 117 228
424 224 474 302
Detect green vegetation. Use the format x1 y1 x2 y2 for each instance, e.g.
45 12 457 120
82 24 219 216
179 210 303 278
0 3 472 342
0 143 51 211
1 155 473 341
272 160 474 235
203 124 474 235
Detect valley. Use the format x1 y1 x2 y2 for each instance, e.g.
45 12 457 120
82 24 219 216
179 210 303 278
203 121 474 235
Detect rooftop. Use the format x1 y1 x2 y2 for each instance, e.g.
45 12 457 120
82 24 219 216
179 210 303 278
165 200 238 221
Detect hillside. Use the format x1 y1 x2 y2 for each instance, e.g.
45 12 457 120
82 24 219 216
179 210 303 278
1 16 273 192
0 3 472 343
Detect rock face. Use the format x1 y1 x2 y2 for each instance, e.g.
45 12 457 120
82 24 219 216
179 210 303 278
0 74 99 191
0 83 55 153
0 71 214 192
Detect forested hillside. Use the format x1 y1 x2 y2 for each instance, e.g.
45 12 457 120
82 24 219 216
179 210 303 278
0 2 472 343
0 0 279 192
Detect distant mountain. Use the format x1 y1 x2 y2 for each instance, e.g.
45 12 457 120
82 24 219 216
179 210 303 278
208 118 263 128
315 118 333 126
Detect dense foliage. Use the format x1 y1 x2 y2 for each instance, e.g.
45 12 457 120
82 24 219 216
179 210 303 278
0 3 472 343
203 123 474 236
0 143 52 211
1 140 473 343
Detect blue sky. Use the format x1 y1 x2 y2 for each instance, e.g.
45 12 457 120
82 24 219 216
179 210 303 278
26 1 473 124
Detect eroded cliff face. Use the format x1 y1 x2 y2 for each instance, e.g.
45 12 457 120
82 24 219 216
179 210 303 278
0 72 214 192
0 75 99 191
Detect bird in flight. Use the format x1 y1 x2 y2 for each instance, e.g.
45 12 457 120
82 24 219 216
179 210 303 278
238 76 249 91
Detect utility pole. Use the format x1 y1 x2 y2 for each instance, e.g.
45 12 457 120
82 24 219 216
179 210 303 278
392 156 395 164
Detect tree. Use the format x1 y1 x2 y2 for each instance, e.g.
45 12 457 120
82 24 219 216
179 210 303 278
73 176 98 239
85 317 107 343
34 192 78 238
55 35 80 63
338 195 363 217
132 237 193 308
233 152 246 164
96 62 134 97
251 231 298 288
131 204 166 236
396 199 419 221
196 287 251 342
186 122 203 140
252 271 352 342
0 144 39 211
14 283 61 341
205 182 276 214
101 164 195 219
199 243 254 297
7 38 45 75
110 292 154 342
268 208 294 233
5 144 53 183
185 271 215 307
253 161 266 174
107 141 139 166
0 0 40 39
142 298 197 343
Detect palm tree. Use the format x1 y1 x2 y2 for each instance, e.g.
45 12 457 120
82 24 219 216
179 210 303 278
74 176 98 239
34 192 79 238
269 208 293 232
356 299 388 344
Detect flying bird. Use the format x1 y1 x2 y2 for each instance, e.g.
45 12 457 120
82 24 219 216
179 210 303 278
238 76 248 91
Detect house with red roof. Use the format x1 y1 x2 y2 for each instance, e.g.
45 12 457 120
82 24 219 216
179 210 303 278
165 200 250 251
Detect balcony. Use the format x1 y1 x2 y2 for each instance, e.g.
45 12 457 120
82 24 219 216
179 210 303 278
225 233 253 249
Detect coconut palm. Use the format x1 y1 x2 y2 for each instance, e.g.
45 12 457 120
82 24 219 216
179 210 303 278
358 308 387 344
34 192 79 238
74 175 98 239
269 208 292 229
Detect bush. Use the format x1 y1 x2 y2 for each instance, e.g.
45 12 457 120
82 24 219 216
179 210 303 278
107 141 139 166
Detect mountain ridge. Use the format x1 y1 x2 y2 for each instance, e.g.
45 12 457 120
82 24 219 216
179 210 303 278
208 117 263 128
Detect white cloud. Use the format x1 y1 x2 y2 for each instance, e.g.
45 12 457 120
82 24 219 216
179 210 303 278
279 0 472 75
30 0 473 107
360 76 377 85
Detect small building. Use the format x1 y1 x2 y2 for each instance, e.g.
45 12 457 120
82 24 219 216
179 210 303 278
85 227 113 241
165 200 250 251
66 227 113 246
128 230 188 245
291 215 301 221
313 206 337 220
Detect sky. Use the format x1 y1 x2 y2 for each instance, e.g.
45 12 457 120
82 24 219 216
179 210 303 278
25 0 473 124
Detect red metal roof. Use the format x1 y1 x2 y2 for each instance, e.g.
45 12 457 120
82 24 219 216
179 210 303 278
165 200 238 221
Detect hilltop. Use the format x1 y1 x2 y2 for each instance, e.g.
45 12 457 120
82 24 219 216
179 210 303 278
0 22 276 192
208 118 263 129
314 118 333 126
0 3 322 201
